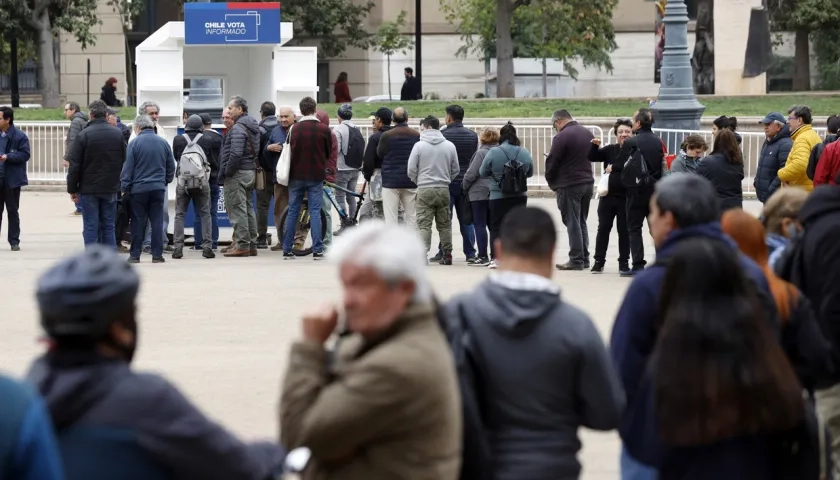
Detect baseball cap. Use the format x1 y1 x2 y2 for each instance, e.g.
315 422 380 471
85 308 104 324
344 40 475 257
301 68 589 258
375 107 392 124
759 112 785 124
337 103 353 120
199 113 213 125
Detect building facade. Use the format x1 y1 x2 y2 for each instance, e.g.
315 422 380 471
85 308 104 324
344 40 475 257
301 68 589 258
61 0 772 106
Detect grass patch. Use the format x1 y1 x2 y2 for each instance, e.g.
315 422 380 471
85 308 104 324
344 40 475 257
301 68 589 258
11 95 840 121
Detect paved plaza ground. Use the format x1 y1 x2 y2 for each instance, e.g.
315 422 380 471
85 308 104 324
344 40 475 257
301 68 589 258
0 191 764 479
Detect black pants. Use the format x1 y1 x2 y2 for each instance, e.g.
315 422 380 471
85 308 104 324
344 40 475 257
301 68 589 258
594 194 629 267
626 187 653 269
0 187 21 246
489 196 527 260
115 193 132 244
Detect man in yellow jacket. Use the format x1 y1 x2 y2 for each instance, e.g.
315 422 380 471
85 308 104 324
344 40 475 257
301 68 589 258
778 105 821 191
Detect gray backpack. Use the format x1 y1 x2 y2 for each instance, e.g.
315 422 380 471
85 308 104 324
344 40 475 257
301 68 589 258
178 133 209 190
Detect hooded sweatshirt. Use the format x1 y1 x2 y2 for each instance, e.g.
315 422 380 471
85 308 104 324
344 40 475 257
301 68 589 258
406 129 460 189
449 273 624 480
222 114 260 177
26 352 285 479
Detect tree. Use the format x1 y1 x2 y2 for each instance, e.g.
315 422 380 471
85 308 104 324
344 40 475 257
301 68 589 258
180 0 375 58
372 11 413 100
441 0 617 98
108 0 146 106
768 0 840 91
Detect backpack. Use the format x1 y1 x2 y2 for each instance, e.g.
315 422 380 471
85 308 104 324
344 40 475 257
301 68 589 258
499 147 527 195
178 133 209 191
344 126 365 169
621 147 656 188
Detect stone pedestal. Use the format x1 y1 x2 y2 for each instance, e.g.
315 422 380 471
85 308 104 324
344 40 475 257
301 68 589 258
651 0 705 134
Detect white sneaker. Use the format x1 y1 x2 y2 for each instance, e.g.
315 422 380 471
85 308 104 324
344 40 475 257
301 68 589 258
488 260 498 269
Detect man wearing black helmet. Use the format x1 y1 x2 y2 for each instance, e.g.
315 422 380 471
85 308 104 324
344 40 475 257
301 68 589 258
27 245 286 479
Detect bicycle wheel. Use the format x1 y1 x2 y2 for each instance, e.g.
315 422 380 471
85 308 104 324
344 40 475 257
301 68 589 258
278 206 328 256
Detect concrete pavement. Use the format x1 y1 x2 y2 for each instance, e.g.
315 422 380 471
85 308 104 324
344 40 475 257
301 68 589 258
0 191 764 479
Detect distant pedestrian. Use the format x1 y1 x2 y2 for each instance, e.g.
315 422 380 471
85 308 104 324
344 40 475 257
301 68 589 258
669 134 708 175
334 71 352 103
439 104 478 263
400 67 421 101
697 129 744 211
192 113 222 250
712 115 741 144
221 96 260 258
359 107 393 222
545 109 595 271
264 106 295 251
255 101 279 249
779 105 820 191
66 100 126 248
332 103 364 235
377 106 419 228
0 106 30 252
462 127 500 266
408 115 459 264
120 114 175 263
755 112 792 202
100 76 122 106
315 109 339 251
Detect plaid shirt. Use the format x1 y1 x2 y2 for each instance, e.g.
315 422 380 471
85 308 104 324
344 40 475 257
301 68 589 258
289 117 332 182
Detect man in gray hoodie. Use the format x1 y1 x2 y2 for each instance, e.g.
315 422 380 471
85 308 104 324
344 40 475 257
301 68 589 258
442 206 624 479
408 115 459 265
221 96 260 257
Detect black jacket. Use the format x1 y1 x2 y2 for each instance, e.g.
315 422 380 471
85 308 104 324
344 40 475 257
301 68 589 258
781 292 834 392
696 152 744 211
617 128 664 189
27 352 284 480
66 117 126 195
400 76 421 101
362 125 393 181
173 129 221 185
807 134 838 181
441 123 478 182
545 121 595 191
754 126 793 203
377 124 420 189
258 116 279 173
589 142 625 197
794 185 840 388
100 85 120 107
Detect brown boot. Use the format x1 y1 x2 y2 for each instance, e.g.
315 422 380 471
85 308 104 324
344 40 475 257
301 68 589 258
220 245 233 253
249 249 258 256
223 248 250 257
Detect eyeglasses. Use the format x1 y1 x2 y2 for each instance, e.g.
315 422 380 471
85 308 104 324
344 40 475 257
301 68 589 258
788 116 798 121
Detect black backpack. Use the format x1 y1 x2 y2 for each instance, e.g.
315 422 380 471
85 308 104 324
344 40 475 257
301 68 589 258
499 147 527 195
622 147 656 188
344 126 366 169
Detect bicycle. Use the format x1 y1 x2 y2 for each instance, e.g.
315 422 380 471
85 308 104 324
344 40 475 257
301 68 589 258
278 181 367 256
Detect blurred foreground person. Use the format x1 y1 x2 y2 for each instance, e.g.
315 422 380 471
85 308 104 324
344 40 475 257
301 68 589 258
652 239 816 479
441 206 624 480
28 246 285 479
762 187 809 270
0 374 64 479
280 222 462 479
722 209 831 392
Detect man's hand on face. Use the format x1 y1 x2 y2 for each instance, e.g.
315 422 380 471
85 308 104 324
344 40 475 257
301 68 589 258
302 305 339 344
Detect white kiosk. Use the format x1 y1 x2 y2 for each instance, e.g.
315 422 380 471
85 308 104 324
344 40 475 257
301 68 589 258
134 2 317 240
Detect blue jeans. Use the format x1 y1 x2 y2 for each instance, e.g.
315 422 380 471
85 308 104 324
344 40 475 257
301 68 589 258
283 179 324 254
620 447 658 480
80 193 117 248
130 190 165 258
193 184 220 248
437 182 476 258
143 187 169 247
471 199 489 258
74 198 83 213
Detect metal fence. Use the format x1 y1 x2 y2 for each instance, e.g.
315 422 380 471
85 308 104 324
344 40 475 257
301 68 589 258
19 121 828 194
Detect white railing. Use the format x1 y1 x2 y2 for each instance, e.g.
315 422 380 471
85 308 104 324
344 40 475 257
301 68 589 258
18 120 828 193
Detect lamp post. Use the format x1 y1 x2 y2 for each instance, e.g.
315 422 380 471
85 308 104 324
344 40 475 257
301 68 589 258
651 0 705 133
415 0 422 97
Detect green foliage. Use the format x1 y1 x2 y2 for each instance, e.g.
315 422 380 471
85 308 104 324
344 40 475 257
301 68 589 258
440 0 617 79
812 25 840 89
0 0 100 47
373 11 413 58
0 39 38 75
184 0 375 58
769 0 840 90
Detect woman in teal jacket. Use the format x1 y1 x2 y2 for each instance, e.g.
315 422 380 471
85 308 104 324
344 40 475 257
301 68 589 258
479 122 533 268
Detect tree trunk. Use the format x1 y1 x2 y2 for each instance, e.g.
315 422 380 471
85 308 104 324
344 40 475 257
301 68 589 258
541 24 547 97
793 28 811 91
35 9 60 108
495 0 515 98
387 54 392 99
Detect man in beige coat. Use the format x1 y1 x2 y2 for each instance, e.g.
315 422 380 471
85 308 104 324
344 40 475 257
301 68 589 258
280 221 462 480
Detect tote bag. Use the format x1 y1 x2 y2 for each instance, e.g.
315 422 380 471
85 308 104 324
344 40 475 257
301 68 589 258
597 173 610 197
275 125 293 186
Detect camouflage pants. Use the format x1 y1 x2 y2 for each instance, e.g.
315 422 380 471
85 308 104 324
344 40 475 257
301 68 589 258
416 187 452 253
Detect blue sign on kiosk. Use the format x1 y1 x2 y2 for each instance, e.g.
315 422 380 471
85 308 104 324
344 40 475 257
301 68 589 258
185 2 281 45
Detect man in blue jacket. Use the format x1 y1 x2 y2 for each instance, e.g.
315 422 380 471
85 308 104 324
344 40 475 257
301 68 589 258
610 174 776 479
754 112 793 203
120 114 175 263
0 106 30 251
0 374 64 480
28 245 286 480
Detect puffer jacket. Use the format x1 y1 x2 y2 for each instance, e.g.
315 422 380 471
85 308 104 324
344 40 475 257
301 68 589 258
66 118 126 195
778 124 820 191
807 134 838 181
222 114 260 178
462 143 498 202
64 111 88 161
441 122 478 182
754 125 793 203
377 123 420 189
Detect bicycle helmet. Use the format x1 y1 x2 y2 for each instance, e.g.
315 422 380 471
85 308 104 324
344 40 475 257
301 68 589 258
36 245 140 338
